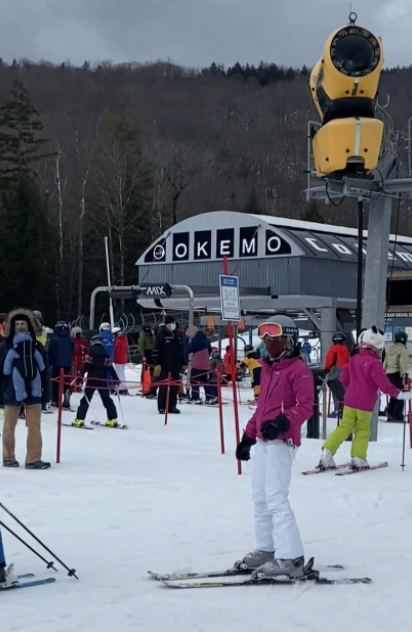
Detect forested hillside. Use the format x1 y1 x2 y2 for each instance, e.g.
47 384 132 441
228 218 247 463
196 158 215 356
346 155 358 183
0 59 411 319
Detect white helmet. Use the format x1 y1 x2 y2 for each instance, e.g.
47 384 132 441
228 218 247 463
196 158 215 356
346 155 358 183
99 322 111 331
358 326 384 351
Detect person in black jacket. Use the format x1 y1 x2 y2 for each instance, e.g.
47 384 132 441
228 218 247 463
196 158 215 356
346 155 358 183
48 321 74 410
152 315 185 414
73 335 120 427
0 308 51 469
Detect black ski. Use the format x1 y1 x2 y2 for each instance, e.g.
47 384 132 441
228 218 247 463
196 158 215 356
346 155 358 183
148 563 345 582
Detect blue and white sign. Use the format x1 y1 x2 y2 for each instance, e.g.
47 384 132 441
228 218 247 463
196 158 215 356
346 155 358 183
219 275 241 321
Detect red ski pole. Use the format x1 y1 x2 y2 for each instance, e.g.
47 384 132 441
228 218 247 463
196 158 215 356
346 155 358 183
216 364 225 455
164 372 171 426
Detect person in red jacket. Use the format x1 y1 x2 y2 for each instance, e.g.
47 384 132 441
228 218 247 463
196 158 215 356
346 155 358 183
71 327 88 393
113 327 129 395
325 333 351 417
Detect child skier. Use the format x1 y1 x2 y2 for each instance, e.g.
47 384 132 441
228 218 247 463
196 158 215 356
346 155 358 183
238 345 262 402
235 316 314 579
73 335 119 428
318 326 412 470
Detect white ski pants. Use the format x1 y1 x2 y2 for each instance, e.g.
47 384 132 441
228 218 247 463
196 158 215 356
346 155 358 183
115 364 127 389
251 439 304 560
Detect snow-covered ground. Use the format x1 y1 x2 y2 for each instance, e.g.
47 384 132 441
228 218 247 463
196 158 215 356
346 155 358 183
2 367 412 632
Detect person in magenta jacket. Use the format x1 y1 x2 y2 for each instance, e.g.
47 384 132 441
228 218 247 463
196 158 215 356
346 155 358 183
234 316 314 581
319 326 412 471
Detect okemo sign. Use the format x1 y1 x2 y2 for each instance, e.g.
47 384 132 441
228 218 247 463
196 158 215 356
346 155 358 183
144 226 292 264
142 223 412 269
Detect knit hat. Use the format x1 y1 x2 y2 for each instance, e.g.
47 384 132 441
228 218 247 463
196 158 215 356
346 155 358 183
165 315 175 325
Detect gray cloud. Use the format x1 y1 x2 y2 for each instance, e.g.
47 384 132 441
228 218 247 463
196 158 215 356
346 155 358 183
0 0 410 69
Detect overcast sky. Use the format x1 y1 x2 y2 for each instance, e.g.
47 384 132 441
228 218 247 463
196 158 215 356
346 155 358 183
1 0 410 70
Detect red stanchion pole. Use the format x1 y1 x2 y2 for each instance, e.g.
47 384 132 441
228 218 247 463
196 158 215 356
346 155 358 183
164 372 171 426
56 368 64 464
408 398 412 449
216 364 225 455
224 255 242 475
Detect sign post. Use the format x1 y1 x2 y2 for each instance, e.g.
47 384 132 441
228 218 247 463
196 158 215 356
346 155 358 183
220 261 242 474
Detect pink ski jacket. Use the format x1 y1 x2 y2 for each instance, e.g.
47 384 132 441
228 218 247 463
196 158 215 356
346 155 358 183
245 356 314 447
339 348 400 412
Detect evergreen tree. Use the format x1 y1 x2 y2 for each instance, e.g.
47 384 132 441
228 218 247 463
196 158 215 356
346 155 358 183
0 81 56 314
0 80 48 180
0 175 56 313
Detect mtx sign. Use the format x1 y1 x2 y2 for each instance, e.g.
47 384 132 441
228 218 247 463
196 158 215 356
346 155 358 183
140 283 172 298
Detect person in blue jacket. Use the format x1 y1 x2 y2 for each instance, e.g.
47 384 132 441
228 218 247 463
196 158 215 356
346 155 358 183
48 321 74 409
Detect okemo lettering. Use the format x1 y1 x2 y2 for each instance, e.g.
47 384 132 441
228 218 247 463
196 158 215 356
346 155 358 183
239 226 259 257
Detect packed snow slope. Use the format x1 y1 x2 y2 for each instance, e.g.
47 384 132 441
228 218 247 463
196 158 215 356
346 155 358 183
1 373 412 632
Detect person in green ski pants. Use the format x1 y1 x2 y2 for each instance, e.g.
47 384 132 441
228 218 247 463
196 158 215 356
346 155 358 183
318 327 412 470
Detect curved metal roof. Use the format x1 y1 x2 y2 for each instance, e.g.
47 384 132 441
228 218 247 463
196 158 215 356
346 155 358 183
137 211 412 269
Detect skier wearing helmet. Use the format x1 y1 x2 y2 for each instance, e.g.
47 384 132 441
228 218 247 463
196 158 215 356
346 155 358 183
235 315 314 580
384 330 409 422
319 326 412 471
99 323 114 363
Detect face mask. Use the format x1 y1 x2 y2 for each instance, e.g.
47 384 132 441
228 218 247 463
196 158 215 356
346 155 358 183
263 336 287 360
169 323 176 331
15 323 28 333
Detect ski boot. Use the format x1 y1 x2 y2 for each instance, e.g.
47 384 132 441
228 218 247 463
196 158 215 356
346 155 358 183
317 448 336 470
205 398 218 406
251 556 305 580
351 457 370 470
169 408 181 414
105 419 119 427
0 565 20 589
72 419 85 427
234 550 274 572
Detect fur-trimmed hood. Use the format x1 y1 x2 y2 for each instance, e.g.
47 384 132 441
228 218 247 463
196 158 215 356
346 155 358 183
3 308 41 339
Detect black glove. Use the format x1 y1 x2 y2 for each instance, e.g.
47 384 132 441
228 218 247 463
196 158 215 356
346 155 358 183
236 432 256 461
261 414 290 441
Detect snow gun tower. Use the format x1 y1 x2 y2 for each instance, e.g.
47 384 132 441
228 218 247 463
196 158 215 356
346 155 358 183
306 12 412 440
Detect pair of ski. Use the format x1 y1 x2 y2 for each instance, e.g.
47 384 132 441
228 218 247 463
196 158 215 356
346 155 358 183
1 568 56 592
148 558 371 589
62 421 128 430
302 462 388 476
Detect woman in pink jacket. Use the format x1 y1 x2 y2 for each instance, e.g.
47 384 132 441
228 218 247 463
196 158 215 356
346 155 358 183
319 326 412 471
235 316 314 580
